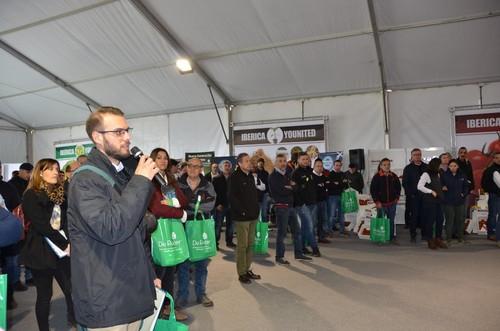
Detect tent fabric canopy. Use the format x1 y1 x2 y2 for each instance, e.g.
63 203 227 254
0 0 499 129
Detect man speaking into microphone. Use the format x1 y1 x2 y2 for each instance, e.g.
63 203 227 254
68 107 159 330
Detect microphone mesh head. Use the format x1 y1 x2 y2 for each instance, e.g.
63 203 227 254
130 146 143 159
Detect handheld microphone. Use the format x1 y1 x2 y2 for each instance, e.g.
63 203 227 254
130 146 167 187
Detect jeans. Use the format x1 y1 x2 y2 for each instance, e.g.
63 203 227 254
3 254 20 285
31 259 74 331
275 207 302 259
328 195 345 232
295 205 318 250
422 200 444 241
487 192 500 240
214 206 234 245
259 193 271 222
313 200 329 239
235 220 257 276
408 194 424 239
155 265 176 304
443 204 465 241
177 259 209 301
377 203 397 240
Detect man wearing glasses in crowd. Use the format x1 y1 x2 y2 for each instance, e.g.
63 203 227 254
68 107 160 331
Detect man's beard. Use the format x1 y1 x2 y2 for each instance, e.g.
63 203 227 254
103 139 130 161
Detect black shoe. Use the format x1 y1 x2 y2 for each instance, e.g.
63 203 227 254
25 278 35 286
14 282 28 292
318 238 331 244
247 270 261 280
303 247 312 255
238 274 251 284
226 242 237 248
295 254 312 260
275 258 290 265
312 248 321 257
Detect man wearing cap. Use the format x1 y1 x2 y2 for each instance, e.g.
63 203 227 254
8 162 33 198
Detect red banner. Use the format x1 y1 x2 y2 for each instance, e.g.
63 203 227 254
455 112 500 134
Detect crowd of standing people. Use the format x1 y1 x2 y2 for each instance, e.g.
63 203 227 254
1 106 499 331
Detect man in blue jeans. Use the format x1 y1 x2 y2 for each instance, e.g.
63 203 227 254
482 152 500 246
269 154 311 265
177 158 216 307
291 152 321 257
327 160 348 235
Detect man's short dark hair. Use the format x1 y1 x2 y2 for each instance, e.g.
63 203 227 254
334 160 342 165
314 158 323 164
458 146 467 151
298 152 308 158
348 163 357 169
86 106 124 141
410 148 421 154
237 153 249 164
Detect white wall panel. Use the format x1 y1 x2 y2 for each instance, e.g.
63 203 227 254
388 82 500 150
0 130 27 163
168 109 229 159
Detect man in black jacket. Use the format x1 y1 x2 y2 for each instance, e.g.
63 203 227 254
344 163 364 194
292 152 321 257
256 158 271 222
327 160 348 235
68 107 160 330
482 152 500 244
8 162 33 198
213 160 235 248
312 159 330 243
402 148 428 243
229 153 261 284
268 154 310 265
456 147 475 218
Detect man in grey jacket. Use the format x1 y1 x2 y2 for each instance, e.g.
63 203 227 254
68 107 159 330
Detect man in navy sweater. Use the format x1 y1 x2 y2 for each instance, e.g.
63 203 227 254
269 154 311 265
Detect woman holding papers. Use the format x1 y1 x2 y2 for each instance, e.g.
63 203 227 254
20 158 75 331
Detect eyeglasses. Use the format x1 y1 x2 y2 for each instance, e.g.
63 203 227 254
97 128 133 137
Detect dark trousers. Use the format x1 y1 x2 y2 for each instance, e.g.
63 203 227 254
422 200 444 241
215 206 234 245
155 265 175 305
275 206 302 259
31 259 74 331
408 194 424 239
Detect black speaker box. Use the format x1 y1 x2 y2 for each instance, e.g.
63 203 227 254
349 149 365 170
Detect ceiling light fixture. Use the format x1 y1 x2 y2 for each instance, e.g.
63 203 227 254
176 58 193 74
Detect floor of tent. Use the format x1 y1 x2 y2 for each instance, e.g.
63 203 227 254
7 226 500 331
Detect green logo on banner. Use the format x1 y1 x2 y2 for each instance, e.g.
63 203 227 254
56 143 94 159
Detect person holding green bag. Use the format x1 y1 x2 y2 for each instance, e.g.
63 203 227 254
177 158 216 308
370 158 402 245
148 148 189 321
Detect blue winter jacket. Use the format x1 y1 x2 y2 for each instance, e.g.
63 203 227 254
441 169 469 206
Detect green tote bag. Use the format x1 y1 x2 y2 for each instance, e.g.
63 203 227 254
341 188 359 213
253 216 269 254
0 274 7 331
370 213 391 243
153 291 189 331
151 219 190 267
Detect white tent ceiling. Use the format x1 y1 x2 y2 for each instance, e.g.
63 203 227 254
0 0 499 129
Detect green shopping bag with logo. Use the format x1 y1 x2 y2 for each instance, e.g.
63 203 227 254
152 219 189 267
370 212 390 243
253 215 269 254
0 274 7 331
186 198 217 262
154 291 189 331
341 188 359 213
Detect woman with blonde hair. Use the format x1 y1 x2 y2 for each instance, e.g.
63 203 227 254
20 158 74 330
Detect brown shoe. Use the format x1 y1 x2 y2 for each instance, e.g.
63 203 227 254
197 294 214 307
436 238 448 249
174 308 188 321
427 240 437 250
